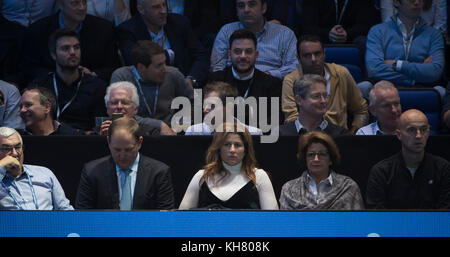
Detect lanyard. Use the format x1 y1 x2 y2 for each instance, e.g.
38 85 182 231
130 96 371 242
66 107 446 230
132 67 159 116
395 17 417 61
1 168 39 210
243 77 254 99
53 72 83 119
334 0 349 25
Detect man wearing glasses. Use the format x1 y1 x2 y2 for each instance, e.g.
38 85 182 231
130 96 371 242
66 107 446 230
279 74 350 137
281 34 368 134
0 127 73 210
366 109 450 209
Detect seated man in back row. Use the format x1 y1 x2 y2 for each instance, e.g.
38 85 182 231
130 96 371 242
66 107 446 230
210 0 298 79
97 81 175 136
356 80 402 135
279 74 350 137
111 40 194 127
282 34 368 134
364 0 445 99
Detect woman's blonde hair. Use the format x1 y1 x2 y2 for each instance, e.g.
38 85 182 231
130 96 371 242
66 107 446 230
201 122 258 186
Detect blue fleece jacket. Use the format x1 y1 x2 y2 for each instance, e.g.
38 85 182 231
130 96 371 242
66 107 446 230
365 15 444 87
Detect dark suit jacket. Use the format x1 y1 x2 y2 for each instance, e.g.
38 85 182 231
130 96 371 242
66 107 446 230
21 12 119 84
75 154 175 210
117 13 209 83
300 0 377 43
279 120 350 137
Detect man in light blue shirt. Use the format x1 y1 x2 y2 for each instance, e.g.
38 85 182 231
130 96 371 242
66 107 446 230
356 80 402 135
210 0 298 79
0 127 73 210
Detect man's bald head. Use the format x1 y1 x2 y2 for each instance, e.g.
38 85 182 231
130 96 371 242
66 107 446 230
397 109 429 129
396 109 430 155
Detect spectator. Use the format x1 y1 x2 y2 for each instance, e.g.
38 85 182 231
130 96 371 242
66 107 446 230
279 74 350 137
356 80 402 135
365 0 445 98
366 109 450 209
18 87 83 136
110 40 193 126
380 0 447 34
185 81 262 135
210 0 298 80
33 29 107 132
21 0 119 84
0 127 73 210
96 81 175 135
300 0 377 49
0 80 24 130
179 122 278 209
75 117 175 210
1 0 58 27
87 0 132 25
209 29 282 127
117 0 209 87
282 34 368 134
279 131 364 210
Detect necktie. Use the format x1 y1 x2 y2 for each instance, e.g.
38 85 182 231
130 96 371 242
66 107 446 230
120 168 132 210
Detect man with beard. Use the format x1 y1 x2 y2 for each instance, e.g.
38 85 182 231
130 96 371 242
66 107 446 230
0 126 73 210
210 0 298 80
209 29 282 127
32 29 107 132
20 0 118 85
282 34 368 134
366 109 450 209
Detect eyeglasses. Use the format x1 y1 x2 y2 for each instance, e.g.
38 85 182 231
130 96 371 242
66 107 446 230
405 125 429 136
309 93 328 101
0 144 23 154
306 151 329 159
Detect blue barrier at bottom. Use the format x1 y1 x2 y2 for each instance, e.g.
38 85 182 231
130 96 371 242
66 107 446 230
1 211 449 237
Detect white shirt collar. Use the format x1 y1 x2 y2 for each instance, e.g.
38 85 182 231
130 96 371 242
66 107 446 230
232 66 255 81
295 118 328 133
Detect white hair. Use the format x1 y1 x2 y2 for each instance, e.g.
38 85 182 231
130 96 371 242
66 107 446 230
368 80 398 106
0 127 23 145
104 81 140 108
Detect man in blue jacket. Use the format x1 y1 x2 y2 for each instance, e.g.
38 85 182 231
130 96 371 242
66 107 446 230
365 0 445 98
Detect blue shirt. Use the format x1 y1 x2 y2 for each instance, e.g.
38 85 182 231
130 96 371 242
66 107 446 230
356 121 385 135
0 164 73 210
167 0 185 14
116 153 140 200
211 21 299 79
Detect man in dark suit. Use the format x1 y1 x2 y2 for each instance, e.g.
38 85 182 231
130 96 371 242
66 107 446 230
21 0 119 85
117 0 209 87
279 74 350 137
75 117 175 210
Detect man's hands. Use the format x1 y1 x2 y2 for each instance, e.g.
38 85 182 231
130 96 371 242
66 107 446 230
329 25 347 43
0 155 22 178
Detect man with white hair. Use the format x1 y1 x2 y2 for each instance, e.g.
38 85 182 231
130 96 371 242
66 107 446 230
0 127 73 210
356 80 402 135
98 81 175 135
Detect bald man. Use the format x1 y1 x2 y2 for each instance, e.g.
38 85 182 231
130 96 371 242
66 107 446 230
366 109 450 209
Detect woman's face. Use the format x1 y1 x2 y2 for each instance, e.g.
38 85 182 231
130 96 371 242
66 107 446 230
306 142 331 176
220 133 246 166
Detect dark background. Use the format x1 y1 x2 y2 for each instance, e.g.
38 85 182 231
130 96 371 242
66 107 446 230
22 135 450 208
